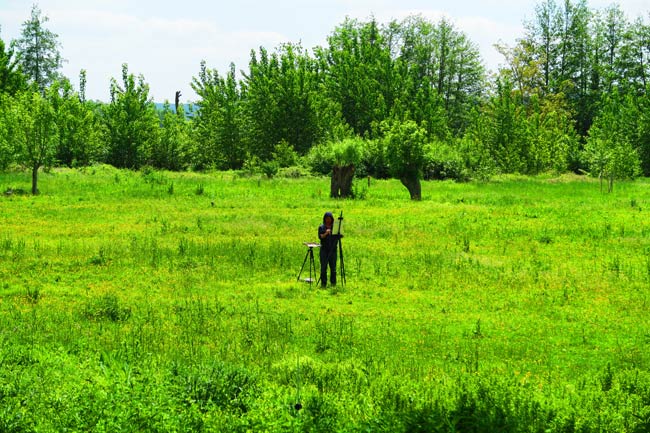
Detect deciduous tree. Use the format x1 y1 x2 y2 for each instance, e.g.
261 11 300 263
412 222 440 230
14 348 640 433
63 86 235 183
191 62 241 169
584 90 640 191
7 90 58 194
384 120 427 200
103 64 159 169
47 75 103 167
0 34 27 95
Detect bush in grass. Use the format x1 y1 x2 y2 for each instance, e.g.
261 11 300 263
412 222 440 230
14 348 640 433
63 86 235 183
83 293 131 322
277 165 311 178
272 140 299 168
171 361 258 414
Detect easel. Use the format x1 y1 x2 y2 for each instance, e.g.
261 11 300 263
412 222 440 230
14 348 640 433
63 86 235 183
317 212 346 287
297 242 320 286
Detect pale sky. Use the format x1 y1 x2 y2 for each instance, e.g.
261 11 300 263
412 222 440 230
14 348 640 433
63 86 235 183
0 0 647 102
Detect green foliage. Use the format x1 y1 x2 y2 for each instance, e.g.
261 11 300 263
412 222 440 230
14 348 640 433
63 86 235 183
2 3 650 191
358 138 389 179
584 90 641 191
390 15 483 136
172 361 258 413
306 143 335 175
0 36 27 95
190 62 243 170
499 0 650 143
383 120 427 180
331 137 363 167
6 90 58 193
104 64 159 169
319 18 392 138
242 44 326 161
261 160 280 178
456 133 497 180
0 94 13 170
637 91 650 175
83 293 132 322
47 78 104 167
305 138 364 176
471 78 528 174
525 93 580 174
13 4 63 93
383 120 428 199
272 140 299 168
423 141 469 181
152 102 190 170
468 78 579 176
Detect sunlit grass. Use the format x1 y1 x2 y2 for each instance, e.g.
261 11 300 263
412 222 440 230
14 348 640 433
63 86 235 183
1 166 649 431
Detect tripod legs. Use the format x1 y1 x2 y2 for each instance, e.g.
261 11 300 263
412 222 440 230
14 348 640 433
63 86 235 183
297 247 317 286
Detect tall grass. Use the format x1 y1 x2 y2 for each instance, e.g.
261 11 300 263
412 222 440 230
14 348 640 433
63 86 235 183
0 167 649 431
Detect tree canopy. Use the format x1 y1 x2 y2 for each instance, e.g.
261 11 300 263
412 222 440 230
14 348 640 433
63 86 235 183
1 1 650 195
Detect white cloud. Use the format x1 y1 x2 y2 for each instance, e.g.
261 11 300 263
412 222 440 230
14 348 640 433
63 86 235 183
32 9 289 101
2 0 647 102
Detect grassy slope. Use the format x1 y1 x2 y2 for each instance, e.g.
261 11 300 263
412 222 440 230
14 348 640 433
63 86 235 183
1 167 649 432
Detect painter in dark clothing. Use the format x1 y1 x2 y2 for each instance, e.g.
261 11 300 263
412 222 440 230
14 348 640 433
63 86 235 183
318 212 338 287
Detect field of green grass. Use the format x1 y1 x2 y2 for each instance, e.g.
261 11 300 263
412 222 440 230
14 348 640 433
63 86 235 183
1 166 649 432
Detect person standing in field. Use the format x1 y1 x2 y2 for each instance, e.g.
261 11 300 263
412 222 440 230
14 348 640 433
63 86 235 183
318 211 337 287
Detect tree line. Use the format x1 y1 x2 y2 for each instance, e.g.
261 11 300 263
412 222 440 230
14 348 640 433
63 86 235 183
1 1 649 198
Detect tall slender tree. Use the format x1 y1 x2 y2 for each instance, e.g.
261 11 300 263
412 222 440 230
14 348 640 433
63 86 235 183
390 16 483 136
152 102 189 170
103 64 159 169
191 61 243 169
13 4 64 93
318 18 393 138
242 43 325 161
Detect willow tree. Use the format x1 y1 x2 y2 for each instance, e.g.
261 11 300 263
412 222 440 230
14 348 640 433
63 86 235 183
384 120 427 200
330 138 363 198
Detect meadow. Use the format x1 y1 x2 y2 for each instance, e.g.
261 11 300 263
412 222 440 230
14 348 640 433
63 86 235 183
0 166 649 432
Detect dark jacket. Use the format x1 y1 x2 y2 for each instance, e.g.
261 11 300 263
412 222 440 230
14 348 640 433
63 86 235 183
318 212 337 251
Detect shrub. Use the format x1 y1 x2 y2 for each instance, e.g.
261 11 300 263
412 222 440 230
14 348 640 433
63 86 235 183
272 140 299 168
83 293 131 322
277 165 311 178
423 141 469 181
261 160 279 178
306 143 335 175
358 138 389 179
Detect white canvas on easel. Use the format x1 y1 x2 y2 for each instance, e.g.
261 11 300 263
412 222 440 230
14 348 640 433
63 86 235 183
332 218 343 236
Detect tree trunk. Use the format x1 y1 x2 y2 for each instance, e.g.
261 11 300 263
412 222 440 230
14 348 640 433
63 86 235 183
330 164 355 198
400 176 421 200
31 165 40 195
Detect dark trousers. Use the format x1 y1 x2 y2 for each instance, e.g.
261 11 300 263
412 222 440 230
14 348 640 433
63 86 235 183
320 247 337 287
